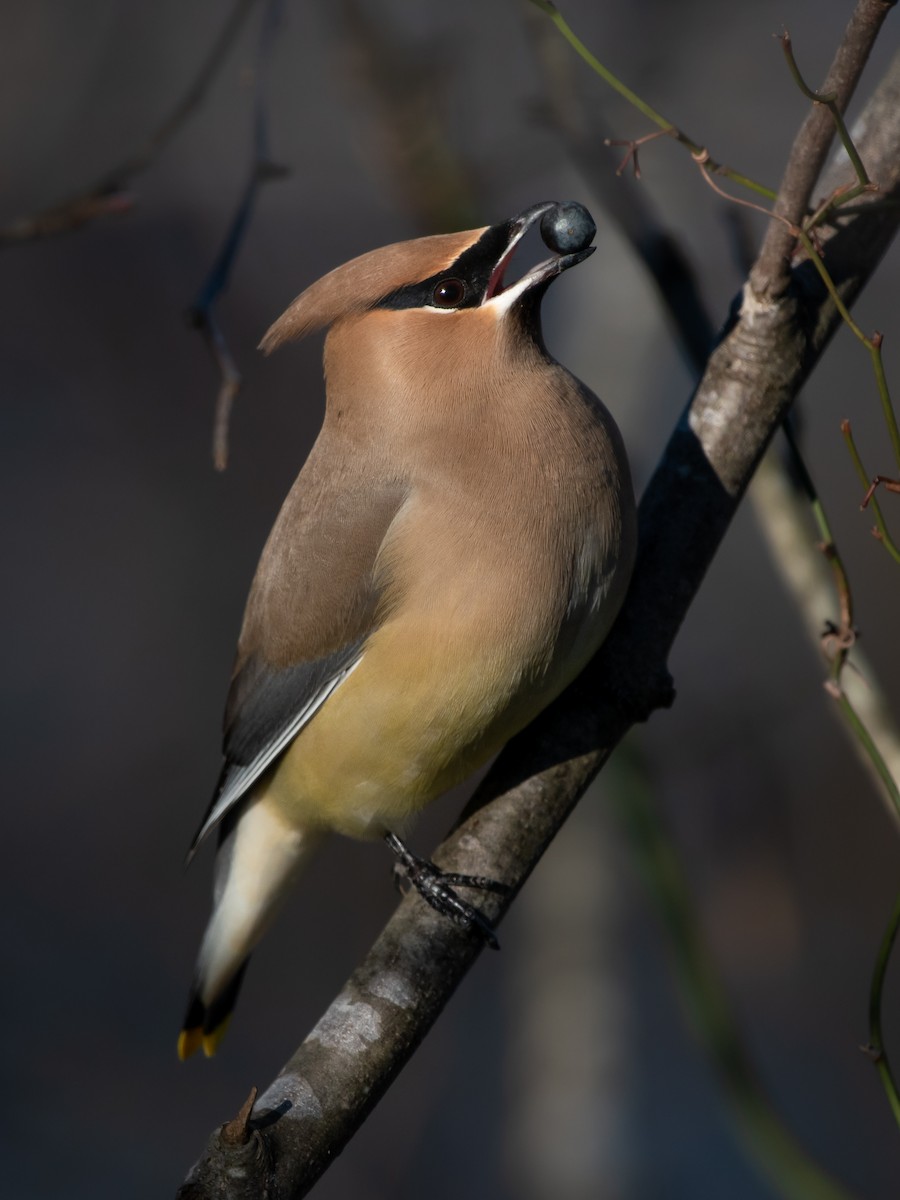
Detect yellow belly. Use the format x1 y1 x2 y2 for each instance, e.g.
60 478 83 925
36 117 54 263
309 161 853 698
261 604 592 840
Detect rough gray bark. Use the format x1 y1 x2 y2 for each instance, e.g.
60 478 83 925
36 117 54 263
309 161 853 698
178 26 900 1200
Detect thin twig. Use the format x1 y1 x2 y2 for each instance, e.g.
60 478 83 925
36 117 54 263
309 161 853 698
527 0 777 200
870 332 900 470
751 445 900 832
780 31 872 188
841 421 900 563
836 691 900 825
697 31 900 532
866 889 900 1127
523 9 713 373
781 427 854 651
0 0 261 245
603 130 670 179
804 180 877 236
693 157 795 225
750 0 896 298
187 0 287 471
861 475 900 506
776 425 900 829
791 236 900 497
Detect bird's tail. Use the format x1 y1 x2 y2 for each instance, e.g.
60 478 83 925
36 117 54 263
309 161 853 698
178 795 322 1059
178 960 249 1060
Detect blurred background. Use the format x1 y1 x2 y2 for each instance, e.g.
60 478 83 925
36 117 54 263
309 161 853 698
2 1 900 1196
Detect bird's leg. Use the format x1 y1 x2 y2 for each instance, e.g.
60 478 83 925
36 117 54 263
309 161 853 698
385 831 509 950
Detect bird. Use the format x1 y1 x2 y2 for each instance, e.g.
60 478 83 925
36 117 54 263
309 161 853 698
178 200 636 1060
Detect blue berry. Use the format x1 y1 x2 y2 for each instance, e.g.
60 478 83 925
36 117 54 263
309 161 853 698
540 202 596 255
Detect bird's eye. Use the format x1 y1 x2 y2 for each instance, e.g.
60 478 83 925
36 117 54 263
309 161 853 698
431 278 466 308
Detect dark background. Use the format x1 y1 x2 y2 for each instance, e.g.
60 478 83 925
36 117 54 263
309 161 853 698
2 2 899 1196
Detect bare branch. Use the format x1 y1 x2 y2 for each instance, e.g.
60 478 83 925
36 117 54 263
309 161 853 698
177 42 900 1200
190 313 242 473
0 0 262 245
187 0 288 471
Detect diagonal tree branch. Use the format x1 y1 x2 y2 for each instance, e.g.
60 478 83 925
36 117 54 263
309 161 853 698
178 36 900 1200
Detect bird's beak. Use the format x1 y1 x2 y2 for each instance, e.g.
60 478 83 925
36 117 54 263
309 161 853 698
482 202 595 304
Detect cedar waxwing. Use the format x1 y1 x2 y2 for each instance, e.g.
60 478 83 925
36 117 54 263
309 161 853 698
178 201 636 1060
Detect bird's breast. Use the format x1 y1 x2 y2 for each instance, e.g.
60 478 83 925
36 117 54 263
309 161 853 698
264 472 625 840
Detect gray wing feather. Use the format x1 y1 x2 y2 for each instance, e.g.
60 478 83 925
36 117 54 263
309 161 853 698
185 427 408 860
188 653 363 855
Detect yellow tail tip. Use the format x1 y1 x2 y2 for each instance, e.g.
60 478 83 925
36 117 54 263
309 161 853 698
202 1016 232 1058
178 1027 204 1061
177 1027 205 1065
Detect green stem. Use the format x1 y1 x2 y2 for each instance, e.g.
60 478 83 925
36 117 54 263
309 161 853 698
805 181 873 234
836 692 900 823
780 433 900 1128
870 336 900 472
527 0 777 200
781 425 854 654
797 228 869 340
841 422 900 565
869 888 900 1129
611 749 857 1200
798 232 900 480
781 32 870 188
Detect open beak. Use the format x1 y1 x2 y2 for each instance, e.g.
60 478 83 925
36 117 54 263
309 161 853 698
483 202 595 304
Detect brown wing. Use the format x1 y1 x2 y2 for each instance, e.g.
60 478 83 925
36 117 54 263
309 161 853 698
188 429 408 854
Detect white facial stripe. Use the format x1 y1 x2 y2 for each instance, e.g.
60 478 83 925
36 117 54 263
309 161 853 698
425 222 533 312
482 265 554 316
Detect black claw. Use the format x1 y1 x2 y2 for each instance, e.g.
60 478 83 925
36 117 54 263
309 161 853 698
438 872 511 896
385 832 506 949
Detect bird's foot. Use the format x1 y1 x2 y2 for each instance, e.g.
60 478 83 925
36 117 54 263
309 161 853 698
385 831 509 949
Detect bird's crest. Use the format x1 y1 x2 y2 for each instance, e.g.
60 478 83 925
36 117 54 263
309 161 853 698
260 227 487 353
